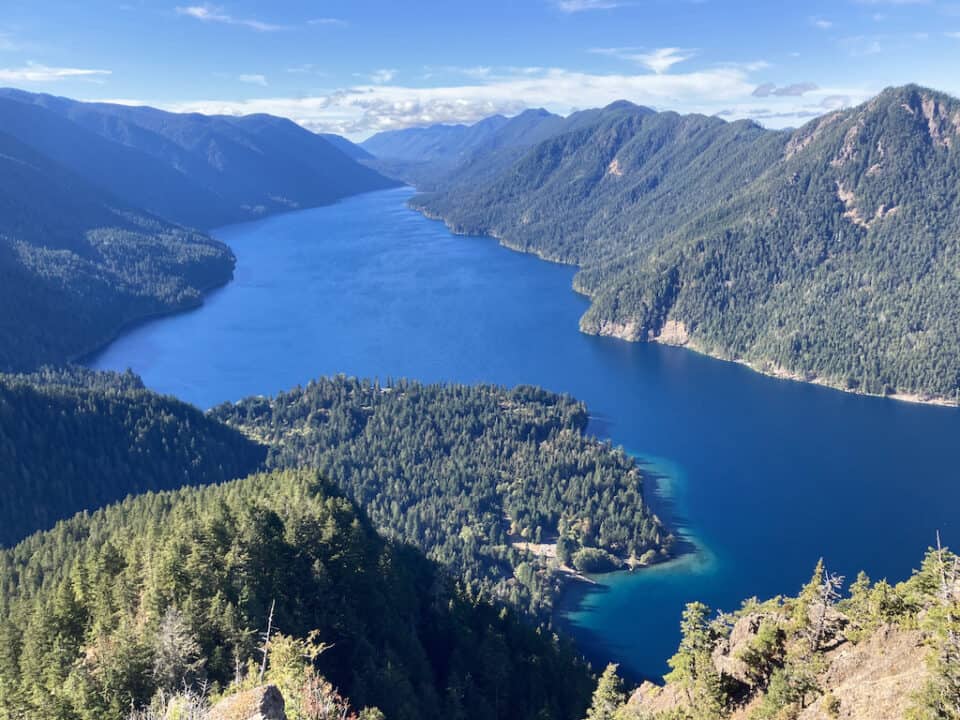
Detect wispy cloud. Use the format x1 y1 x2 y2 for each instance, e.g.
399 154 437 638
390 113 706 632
752 82 819 97
308 17 348 27
554 0 623 12
811 17 834 29
0 62 111 83
592 47 695 74
367 68 397 84
286 63 328 75
238 73 268 86
175 4 285 32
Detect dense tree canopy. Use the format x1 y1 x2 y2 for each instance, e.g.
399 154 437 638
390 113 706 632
212 377 672 615
0 470 594 720
416 85 960 401
0 129 236 372
0 368 265 546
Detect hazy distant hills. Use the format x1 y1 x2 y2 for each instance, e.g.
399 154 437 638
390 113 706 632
408 86 960 401
0 89 399 371
0 89 399 229
361 108 570 189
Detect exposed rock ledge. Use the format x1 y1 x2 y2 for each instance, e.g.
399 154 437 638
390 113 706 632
592 320 644 342
651 320 690 346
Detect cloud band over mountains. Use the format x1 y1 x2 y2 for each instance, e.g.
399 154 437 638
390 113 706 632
103 66 869 139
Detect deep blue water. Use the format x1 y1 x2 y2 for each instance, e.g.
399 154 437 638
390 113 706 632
91 187 960 680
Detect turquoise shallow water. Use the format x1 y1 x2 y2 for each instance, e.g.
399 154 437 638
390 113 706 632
90 187 960 680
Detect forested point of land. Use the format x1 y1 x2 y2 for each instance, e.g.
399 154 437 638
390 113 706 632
212 376 673 615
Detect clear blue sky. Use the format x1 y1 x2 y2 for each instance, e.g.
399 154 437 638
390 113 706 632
2 0 959 138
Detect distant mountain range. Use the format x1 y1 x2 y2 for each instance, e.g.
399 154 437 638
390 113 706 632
375 85 960 403
360 108 569 189
0 89 398 371
0 89 398 229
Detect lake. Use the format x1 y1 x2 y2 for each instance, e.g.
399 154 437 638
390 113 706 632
90 187 960 680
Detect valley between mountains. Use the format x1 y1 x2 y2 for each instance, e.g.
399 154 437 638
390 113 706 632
1 82 959 720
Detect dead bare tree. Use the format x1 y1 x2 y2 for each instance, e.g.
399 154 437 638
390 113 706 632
258 599 277 685
809 565 845 653
933 532 960 716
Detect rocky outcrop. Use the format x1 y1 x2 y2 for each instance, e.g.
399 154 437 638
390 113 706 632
653 320 689 346
711 613 767 688
627 618 930 720
796 625 928 720
209 685 286 720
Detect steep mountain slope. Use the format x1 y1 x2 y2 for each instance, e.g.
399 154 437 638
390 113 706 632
0 88 400 229
212 377 671 615
416 86 960 401
318 132 376 161
592 548 959 720
0 469 594 720
0 129 235 371
0 368 265 546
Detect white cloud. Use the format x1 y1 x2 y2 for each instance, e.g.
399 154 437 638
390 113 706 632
811 17 834 29
752 82 819 97
0 62 111 83
554 0 623 12
175 4 285 32
239 73 268 86
108 65 797 139
591 47 695 74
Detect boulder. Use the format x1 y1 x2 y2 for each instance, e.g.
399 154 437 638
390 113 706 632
209 685 286 720
711 613 764 688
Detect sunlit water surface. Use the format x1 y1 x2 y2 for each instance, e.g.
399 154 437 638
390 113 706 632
91 188 960 679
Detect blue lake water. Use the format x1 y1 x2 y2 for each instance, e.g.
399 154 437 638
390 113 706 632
91 187 960 680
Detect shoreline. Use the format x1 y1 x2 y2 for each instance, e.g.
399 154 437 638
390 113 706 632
642 335 959 409
412 200 959 411
74 273 234 370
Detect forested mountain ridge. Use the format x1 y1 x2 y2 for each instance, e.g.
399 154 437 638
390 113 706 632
414 85 960 402
0 469 595 720
212 377 672 615
0 129 236 371
0 368 265 547
0 89 400 230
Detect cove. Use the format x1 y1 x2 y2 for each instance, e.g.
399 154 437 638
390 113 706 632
89 187 960 680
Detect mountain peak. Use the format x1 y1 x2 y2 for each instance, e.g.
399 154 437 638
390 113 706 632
602 100 652 115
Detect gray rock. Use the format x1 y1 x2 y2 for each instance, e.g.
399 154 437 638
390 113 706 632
208 685 286 720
